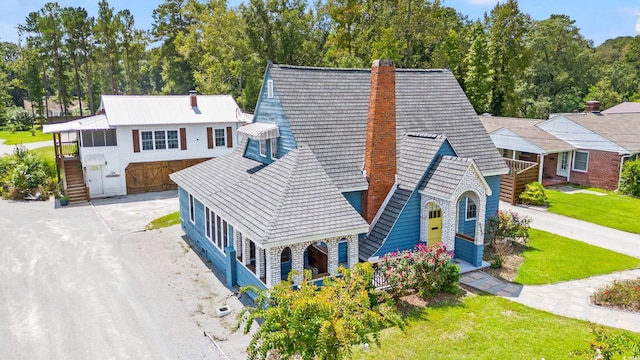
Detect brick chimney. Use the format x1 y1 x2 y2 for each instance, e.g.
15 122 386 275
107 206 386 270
362 59 396 224
189 90 198 108
585 100 600 113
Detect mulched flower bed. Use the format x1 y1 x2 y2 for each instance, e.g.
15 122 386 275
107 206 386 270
591 277 640 314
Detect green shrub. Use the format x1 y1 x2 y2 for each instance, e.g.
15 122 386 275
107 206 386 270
619 159 640 197
519 181 548 206
0 145 55 198
487 209 532 245
379 242 460 298
5 106 35 131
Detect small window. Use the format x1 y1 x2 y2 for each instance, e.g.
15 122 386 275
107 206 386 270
189 194 195 224
205 208 212 240
216 215 222 249
154 130 166 149
105 129 117 146
267 79 273 98
215 128 226 147
466 198 477 220
223 220 228 248
573 151 589 172
141 131 154 150
167 130 179 149
93 130 106 147
271 138 278 159
259 139 267 157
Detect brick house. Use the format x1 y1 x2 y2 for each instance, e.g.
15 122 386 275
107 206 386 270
170 60 508 294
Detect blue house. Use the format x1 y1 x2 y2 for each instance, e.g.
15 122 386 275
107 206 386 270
170 60 508 290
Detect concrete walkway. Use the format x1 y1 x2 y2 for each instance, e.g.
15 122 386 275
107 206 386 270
500 201 640 258
460 202 640 332
0 139 52 157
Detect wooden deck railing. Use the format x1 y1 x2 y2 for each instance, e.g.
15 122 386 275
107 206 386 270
504 158 538 175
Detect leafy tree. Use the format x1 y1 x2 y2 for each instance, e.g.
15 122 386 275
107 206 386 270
177 0 262 110
5 105 35 131
486 0 532 116
0 42 12 121
94 0 123 94
521 15 598 118
236 263 404 360
118 9 147 94
0 146 54 199
464 21 492 114
151 0 196 94
583 77 622 110
619 158 640 197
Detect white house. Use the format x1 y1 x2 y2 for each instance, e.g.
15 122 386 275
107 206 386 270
44 92 249 202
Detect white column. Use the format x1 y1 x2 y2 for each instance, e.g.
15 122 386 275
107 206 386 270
538 155 545 183
255 246 263 280
291 244 305 285
348 235 359 268
243 238 251 266
328 240 339 276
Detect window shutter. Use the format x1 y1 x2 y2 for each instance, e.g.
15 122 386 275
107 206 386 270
226 126 233 148
132 129 140 153
207 127 214 149
180 128 187 150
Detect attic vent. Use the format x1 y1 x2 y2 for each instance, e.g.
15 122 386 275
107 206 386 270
267 79 273 99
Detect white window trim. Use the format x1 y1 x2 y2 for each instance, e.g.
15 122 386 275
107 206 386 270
259 139 267 157
572 150 589 173
267 79 274 98
271 137 278 159
189 194 195 224
214 128 226 147
465 198 477 221
141 129 179 151
205 207 212 241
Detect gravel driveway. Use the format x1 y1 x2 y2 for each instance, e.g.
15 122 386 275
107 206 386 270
0 193 252 359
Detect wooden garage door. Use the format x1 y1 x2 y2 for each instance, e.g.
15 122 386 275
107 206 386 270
125 158 210 194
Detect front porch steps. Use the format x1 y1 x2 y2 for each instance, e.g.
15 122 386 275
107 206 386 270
63 158 88 203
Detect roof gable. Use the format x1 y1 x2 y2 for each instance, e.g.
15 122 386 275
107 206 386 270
268 64 508 191
420 156 491 200
208 145 368 245
538 115 631 153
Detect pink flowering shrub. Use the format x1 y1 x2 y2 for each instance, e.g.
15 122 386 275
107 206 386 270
379 243 460 299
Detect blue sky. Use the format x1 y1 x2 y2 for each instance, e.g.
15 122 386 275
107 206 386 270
0 0 638 46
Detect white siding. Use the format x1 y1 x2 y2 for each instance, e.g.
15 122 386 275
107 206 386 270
490 128 545 154
538 116 627 153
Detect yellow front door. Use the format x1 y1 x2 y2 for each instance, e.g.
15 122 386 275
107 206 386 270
427 202 443 246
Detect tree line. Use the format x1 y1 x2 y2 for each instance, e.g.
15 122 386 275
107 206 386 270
1 0 639 122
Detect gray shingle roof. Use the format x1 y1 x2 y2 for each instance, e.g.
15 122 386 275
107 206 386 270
479 116 575 153
203 144 368 245
397 133 446 189
420 155 473 198
270 64 508 191
169 138 265 201
360 133 447 260
562 113 640 152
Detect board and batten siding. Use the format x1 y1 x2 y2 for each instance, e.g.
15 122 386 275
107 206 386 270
342 191 363 215
244 70 296 164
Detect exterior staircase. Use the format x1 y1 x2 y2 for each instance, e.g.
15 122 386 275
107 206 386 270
63 158 89 203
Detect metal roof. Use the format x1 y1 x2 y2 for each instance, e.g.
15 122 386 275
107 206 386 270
100 95 247 126
238 122 280 140
42 115 110 134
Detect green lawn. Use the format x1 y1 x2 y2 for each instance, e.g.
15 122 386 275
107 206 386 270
0 128 52 144
352 295 639 359
547 189 640 234
146 211 180 230
30 146 55 161
515 229 640 285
